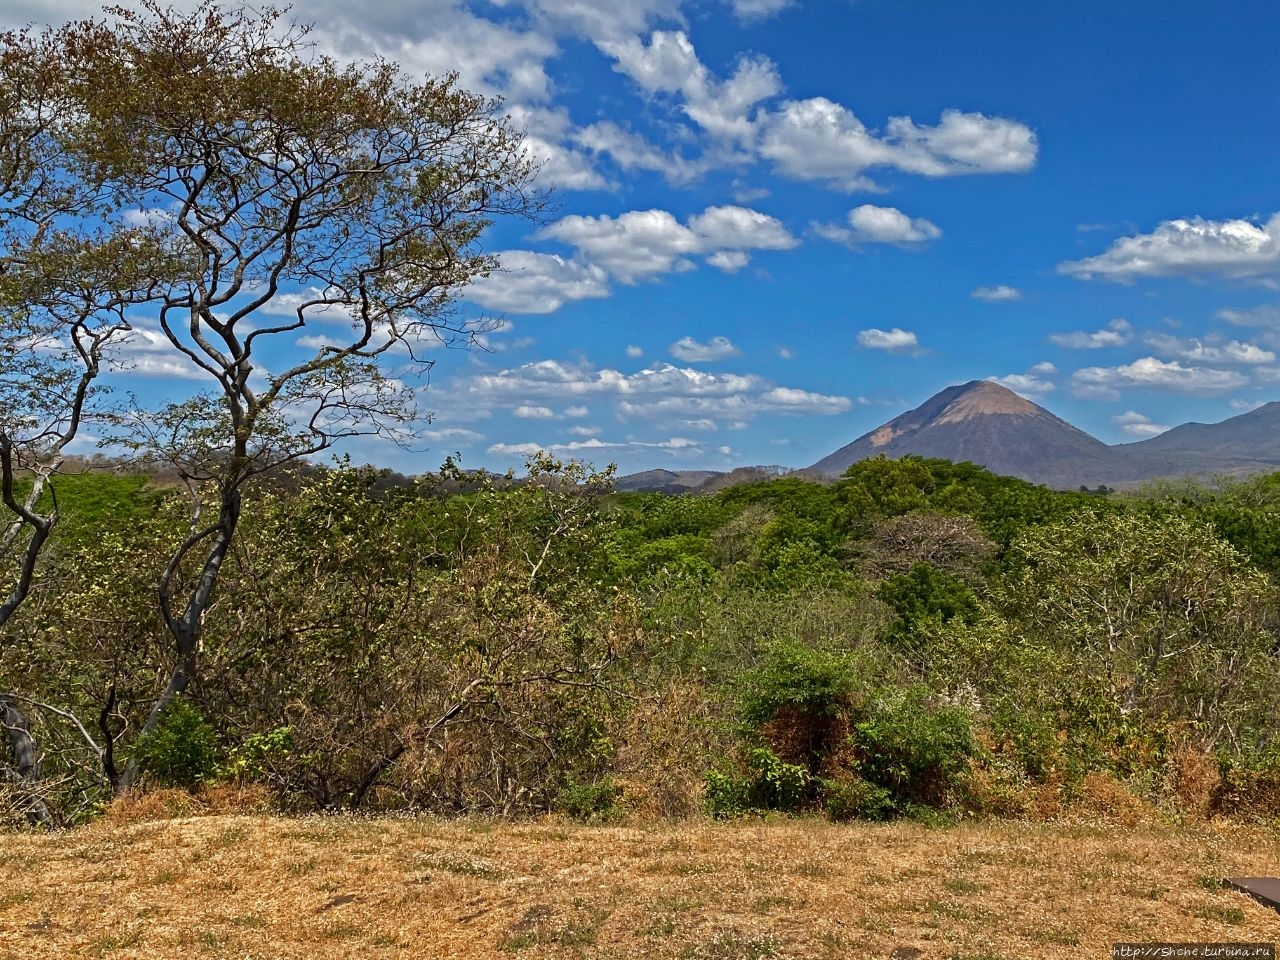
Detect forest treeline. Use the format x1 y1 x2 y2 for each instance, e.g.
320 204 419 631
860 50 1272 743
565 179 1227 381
3 454 1280 826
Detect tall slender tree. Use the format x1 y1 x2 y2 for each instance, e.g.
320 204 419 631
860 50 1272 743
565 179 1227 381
18 1 541 788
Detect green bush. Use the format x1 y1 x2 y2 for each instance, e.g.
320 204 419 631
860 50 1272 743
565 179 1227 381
851 686 977 817
553 778 624 822
738 641 855 729
877 563 978 650
131 698 219 789
704 747 812 817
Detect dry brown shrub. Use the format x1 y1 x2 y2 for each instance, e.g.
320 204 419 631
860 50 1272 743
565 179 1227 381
105 783 274 824
1162 742 1220 819
1075 771 1159 826
106 788 206 823
1211 763 1280 821
610 680 723 819
197 782 274 815
967 764 1034 818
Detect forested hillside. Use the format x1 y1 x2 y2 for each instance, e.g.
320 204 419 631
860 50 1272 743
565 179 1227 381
3 455 1279 827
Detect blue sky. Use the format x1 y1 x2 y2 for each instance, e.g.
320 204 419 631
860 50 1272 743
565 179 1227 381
11 0 1280 475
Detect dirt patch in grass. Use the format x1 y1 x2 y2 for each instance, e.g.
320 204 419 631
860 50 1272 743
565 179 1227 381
1 814 1277 958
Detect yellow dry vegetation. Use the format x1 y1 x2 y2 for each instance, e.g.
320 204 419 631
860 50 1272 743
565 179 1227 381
1 809 1278 959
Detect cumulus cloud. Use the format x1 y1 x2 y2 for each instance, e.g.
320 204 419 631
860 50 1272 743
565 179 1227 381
625 345 644 358
107 326 205 380
458 358 852 423
760 99 1037 190
572 121 711 186
1143 333 1276 365
857 327 923 355
970 284 1022 302
601 30 782 147
669 336 742 362
1049 318 1132 349
513 404 556 419
837 205 942 246
1112 411 1170 438
993 361 1057 396
1060 214 1280 282
538 204 797 282
1071 357 1249 399
465 252 610 314
506 105 611 191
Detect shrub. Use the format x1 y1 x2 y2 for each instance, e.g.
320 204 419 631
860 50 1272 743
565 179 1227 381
553 778 624 822
851 686 977 816
130 698 219 789
703 747 812 817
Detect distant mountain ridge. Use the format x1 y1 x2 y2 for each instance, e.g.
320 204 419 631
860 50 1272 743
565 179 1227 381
809 381 1280 488
614 381 1280 492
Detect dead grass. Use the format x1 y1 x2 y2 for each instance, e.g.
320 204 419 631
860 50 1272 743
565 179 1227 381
1 813 1278 959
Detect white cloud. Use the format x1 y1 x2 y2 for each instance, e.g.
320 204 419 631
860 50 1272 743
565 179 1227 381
520 0 685 44
857 327 923 355
727 0 794 21
682 418 719 431
705 250 751 272
563 405 589 417
538 209 702 283
688 205 797 252
107 326 205 380
993 362 1057 396
513 404 556 419
1217 304 1280 327
1060 214 1280 282
1143 333 1276 365
601 30 782 147
1049 318 1132 349
487 435 705 462
420 427 485 444
760 98 1037 190
816 205 941 247
1071 357 1249 399
625 345 644 358
970 284 1022 302
568 424 601 437
1230 398 1266 411
1112 411 1169 438
573 121 710 185
506 105 611 191
670 336 742 362
776 346 794 359
539 205 797 283
465 251 610 314
456 357 852 423
300 0 561 105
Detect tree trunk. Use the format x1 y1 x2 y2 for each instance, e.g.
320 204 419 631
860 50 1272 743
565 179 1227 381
119 488 241 792
1 696 52 826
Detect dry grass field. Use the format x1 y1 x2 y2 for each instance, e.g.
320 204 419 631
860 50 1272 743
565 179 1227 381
1 807 1278 959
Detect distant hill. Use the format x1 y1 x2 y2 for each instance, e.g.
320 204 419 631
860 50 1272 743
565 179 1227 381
807 380 1123 488
613 383 1280 493
1119 401 1280 477
808 381 1280 489
612 469 722 494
